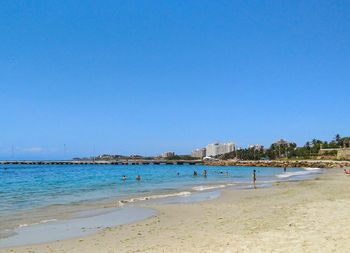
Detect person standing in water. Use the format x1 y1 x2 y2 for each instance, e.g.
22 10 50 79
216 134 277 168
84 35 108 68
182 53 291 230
203 170 207 177
122 175 126 181
284 165 287 172
136 175 141 181
193 171 197 176
252 169 256 189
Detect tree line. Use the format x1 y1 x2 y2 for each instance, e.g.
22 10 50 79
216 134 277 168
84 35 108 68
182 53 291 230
220 134 350 160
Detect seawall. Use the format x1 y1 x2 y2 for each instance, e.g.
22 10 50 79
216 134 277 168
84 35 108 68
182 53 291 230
203 160 350 168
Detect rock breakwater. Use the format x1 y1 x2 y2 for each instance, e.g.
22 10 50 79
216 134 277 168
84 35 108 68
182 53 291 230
203 160 350 168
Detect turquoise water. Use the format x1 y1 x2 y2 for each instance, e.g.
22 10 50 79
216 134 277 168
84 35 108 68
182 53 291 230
0 163 322 245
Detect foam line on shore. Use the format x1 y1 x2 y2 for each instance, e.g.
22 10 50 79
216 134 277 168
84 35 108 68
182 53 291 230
192 184 233 191
117 191 192 206
18 219 57 228
117 183 239 206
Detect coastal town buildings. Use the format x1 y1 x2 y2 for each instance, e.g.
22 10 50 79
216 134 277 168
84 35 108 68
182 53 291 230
191 148 206 158
161 152 175 158
272 139 291 147
248 144 264 150
206 142 235 157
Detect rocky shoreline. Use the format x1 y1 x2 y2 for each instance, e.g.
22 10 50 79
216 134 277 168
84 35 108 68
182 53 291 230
203 160 350 168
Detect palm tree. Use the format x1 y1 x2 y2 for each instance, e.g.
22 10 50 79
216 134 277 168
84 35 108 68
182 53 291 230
335 134 341 144
305 141 311 156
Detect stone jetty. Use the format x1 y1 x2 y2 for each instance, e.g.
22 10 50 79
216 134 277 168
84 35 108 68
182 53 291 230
0 160 203 166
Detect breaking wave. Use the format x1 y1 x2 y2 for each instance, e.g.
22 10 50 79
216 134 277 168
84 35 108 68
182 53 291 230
192 184 233 191
275 167 322 179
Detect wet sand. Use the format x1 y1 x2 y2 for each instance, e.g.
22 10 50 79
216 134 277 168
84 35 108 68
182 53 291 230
2 168 350 252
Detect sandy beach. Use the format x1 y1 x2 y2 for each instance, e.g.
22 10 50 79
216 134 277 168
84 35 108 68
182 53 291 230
2 167 350 253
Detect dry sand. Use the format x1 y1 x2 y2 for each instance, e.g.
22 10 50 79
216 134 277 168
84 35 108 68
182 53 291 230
2 168 350 253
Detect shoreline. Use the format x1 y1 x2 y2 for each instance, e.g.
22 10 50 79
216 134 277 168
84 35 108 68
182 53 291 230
1 167 344 252
0 181 280 247
0 165 320 241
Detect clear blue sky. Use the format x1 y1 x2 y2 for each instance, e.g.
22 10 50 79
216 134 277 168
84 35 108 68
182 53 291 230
1 1 349 159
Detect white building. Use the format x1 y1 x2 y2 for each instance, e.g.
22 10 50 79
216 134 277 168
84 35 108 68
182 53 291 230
161 152 175 158
248 144 264 150
206 142 235 157
191 148 206 158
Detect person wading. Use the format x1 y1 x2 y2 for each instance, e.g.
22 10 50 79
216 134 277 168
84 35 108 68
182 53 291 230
252 169 256 189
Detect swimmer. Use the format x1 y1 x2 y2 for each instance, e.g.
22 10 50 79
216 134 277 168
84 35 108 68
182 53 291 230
193 171 197 176
204 170 207 176
177 172 180 176
220 170 223 174
136 175 141 181
225 172 229 176
122 175 126 180
4 167 8 171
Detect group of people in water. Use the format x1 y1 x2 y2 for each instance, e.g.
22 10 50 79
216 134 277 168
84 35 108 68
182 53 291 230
119 166 294 182
4 167 288 187
192 170 230 177
121 169 233 181
122 175 141 181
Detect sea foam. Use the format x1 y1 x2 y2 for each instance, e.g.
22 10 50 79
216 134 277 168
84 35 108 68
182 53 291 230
118 191 191 206
275 167 321 179
192 184 231 191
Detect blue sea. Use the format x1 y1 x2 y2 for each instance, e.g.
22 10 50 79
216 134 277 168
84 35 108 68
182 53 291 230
0 163 323 247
